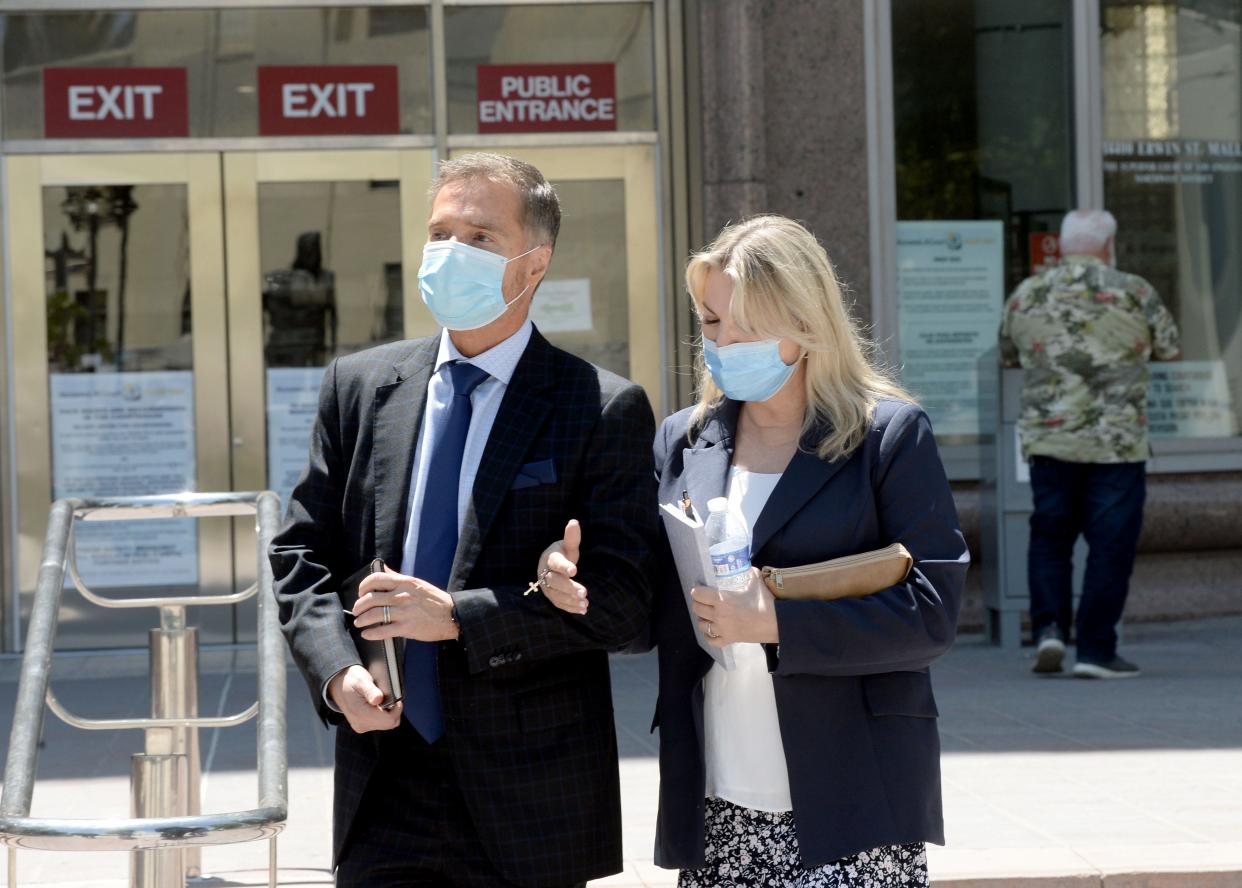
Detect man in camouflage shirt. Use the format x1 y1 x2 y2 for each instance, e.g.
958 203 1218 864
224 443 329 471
1000 209 1180 679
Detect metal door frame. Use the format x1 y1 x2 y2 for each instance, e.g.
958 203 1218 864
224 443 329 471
3 153 233 650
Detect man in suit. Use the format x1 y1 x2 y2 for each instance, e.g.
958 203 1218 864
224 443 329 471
271 152 657 887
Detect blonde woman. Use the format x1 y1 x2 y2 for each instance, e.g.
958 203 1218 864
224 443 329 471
540 215 967 886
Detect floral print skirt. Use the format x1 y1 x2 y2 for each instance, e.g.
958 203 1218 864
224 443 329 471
677 797 930 888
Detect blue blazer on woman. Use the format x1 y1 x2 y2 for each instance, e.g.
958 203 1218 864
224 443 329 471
651 397 969 868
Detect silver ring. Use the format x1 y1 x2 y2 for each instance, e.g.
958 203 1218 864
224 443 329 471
538 568 552 589
382 605 391 625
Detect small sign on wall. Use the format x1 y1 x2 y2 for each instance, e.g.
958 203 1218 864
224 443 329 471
477 64 617 134
258 65 400 135
531 278 593 333
1029 232 1060 276
43 67 189 138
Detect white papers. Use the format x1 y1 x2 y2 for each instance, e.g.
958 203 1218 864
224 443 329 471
659 501 735 670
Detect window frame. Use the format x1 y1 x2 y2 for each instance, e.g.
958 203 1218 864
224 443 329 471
871 0 1242 479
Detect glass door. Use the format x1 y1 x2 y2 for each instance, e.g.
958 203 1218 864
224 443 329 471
446 145 662 407
5 153 232 648
223 149 433 632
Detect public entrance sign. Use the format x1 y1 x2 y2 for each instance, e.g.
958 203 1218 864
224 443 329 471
258 65 400 135
477 64 617 133
43 67 189 138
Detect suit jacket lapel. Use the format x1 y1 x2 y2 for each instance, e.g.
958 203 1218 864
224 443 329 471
681 400 739 521
449 330 557 590
372 336 439 568
751 424 851 558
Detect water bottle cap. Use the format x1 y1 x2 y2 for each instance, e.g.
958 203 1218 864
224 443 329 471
707 496 729 513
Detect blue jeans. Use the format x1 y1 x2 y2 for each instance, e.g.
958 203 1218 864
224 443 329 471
1027 456 1146 662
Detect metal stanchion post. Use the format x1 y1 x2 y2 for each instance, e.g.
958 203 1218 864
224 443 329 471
149 606 202 876
129 753 185 888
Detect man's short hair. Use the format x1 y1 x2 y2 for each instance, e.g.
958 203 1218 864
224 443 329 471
430 152 562 249
1060 209 1117 255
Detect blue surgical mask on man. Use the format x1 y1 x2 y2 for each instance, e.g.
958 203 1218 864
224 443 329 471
702 336 798 402
418 240 540 331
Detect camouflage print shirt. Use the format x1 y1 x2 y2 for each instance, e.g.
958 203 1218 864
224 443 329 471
999 255 1181 464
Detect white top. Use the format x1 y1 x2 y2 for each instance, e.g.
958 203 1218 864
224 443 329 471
703 465 791 812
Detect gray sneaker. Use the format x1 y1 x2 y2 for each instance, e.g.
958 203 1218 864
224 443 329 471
1072 655 1140 679
1032 626 1065 674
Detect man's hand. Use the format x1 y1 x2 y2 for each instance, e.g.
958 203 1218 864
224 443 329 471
328 665 402 733
352 568 459 642
690 569 779 646
537 519 589 615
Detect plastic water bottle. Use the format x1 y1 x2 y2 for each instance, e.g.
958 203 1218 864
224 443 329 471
704 496 751 593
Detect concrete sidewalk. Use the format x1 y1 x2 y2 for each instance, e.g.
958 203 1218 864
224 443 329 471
0 616 1239 887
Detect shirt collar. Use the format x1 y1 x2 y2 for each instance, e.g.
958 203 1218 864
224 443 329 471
434 319 533 386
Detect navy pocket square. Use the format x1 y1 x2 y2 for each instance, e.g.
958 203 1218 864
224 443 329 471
511 458 557 491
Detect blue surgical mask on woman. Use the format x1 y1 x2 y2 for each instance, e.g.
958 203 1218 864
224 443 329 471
418 240 539 331
702 336 798 402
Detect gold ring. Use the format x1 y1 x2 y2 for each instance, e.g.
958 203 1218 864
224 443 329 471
706 624 718 639
382 605 391 625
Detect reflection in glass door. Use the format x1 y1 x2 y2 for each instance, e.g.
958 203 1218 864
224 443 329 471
258 179 406 507
6 154 232 649
44 184 199 590
224 150 432 631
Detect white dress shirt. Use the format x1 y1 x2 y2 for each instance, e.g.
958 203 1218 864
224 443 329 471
324 321 533 709
703 465 792 812
400 320 533 573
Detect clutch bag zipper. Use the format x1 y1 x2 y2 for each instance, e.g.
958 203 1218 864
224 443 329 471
761 543 906 586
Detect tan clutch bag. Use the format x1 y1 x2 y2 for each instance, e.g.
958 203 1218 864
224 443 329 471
760 543 913 601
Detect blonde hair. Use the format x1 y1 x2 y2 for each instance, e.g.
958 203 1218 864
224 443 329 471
687 215 913 462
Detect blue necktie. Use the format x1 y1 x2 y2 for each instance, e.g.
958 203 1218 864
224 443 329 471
404 360 490 742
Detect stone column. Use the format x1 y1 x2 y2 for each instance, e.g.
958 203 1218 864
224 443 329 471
699 0 768 238
697 0 871 321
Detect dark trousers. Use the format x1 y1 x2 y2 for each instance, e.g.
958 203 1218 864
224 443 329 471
1027 456 1146 662
336 721 585 888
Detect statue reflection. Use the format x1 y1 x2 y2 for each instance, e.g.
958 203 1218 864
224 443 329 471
262 231 337 368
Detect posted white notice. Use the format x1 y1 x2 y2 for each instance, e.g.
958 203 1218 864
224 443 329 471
897 221 1005 438
531 278 593 333
50 371 198 587
267 367 326 510
1147 360 1237 438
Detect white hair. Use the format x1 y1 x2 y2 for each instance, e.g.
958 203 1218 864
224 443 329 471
1060 209 1117 255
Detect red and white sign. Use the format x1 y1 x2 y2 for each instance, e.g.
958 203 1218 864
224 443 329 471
477 64 616 134
258 65 399 136
43 67 188 138
1029 232 1061 275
